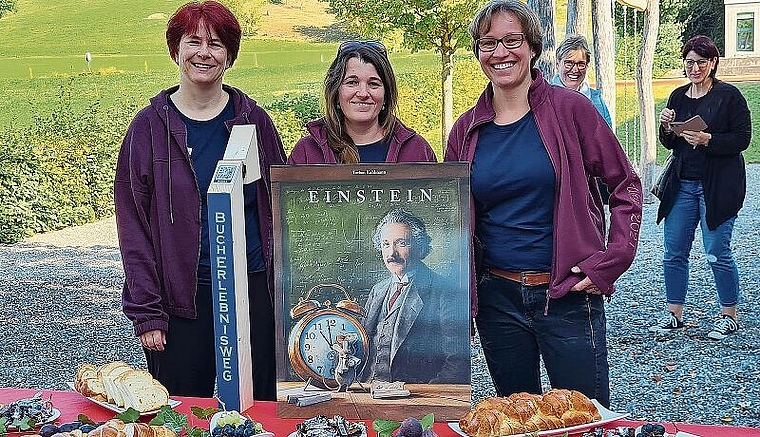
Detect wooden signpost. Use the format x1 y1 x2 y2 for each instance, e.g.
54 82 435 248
207 125 261 412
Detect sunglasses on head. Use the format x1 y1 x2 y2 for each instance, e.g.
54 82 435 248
338 40 387 56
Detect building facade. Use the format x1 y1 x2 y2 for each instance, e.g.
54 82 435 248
725 0 759 57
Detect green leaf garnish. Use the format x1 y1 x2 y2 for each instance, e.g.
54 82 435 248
116 407 141 423
149 405 187 433
0 417 9 437
420 413 435 430
191 406 219 420
11 417 34 431
372 419 400 437
185 426 210 437
78 414 97 425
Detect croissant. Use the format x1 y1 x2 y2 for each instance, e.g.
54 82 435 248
459 389 602 437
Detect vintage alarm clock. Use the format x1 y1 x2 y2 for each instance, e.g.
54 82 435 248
288 283 369 390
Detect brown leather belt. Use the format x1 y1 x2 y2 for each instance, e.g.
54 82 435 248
488 267 551 286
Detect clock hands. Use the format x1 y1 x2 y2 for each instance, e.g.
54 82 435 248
320 330 332 347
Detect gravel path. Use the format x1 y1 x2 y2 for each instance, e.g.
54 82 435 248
1 166 758 429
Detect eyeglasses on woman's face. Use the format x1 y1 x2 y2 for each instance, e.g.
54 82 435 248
476 33 525 52
338 40 387 56
683 58 712 69
563 60 588 71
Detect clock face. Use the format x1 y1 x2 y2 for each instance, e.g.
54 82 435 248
288 309 368 386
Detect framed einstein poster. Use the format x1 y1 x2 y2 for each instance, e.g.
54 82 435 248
271 162 471 421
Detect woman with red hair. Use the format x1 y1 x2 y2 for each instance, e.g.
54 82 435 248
114 1 285 398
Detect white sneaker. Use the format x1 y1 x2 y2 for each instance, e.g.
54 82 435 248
648 312 684 333
707 315 738 340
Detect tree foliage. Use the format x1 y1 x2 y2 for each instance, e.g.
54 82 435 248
222 0 267 36
329 0 474 55
0 0 17 19
677 0 724 53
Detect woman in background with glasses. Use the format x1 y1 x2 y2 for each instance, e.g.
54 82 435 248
651 35 751 341
552 34 614 205
288 41 436 164
445 0 641 406
551 34 611 127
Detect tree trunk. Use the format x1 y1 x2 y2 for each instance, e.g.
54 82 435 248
529 0 556 79
638 0 659 202
441 50 454 151
591 0 616 129
566 0 589 38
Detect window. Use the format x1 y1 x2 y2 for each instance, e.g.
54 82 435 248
737 12 754 52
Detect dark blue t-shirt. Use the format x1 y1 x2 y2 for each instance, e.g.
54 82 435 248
169 94 265 282
471 112 555 271
358 139 390 163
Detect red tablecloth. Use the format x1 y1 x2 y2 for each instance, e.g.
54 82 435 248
1 388 758 437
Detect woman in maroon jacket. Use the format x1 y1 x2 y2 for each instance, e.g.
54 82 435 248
114 1 286 399
445 0 641 407
288 41 436 164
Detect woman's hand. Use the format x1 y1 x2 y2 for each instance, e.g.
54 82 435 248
681 130 711 148
139 329 166 351
569 266 603 295
660 108 675 131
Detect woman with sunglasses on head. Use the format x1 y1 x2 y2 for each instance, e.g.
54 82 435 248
651 35 751 340
288 41 436 164
445 0 641 407
114 1 285 399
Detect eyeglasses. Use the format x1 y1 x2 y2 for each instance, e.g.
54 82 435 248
683 58 711 69
563 60 588 71
475 33 525 52
338 40 387 56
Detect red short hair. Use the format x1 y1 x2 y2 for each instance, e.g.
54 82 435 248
166 1 241 67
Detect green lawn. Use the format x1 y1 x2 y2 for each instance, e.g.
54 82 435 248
616 80 760 164
1 0 758 162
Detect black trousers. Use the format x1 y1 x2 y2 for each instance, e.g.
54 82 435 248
145 271 276 400
475 273 610 407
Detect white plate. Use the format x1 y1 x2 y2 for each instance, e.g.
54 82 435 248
66 382 181 416
5 408 61 429
448 399 630 437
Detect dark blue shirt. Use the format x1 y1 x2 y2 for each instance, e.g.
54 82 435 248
169 94 265 282
358 139 390 163
471 113 555 271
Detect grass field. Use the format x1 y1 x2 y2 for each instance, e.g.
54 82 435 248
1 0 758 162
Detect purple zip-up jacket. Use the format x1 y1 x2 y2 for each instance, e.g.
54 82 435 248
287 118 437 164
114 84 286 336
445 69 642 317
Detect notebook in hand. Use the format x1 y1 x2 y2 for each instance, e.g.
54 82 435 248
669 115 707 135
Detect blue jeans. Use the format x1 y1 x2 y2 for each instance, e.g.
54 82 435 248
663 180 740 307
475 273 610 407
